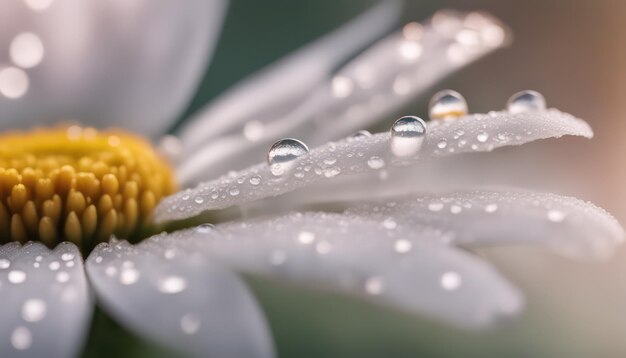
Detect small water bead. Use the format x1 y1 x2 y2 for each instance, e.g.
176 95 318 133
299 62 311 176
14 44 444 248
61 253 74 261
476 132 489 143
507 90 546 114
8 270 26 284
249 175 261 186
193 196 204 204
394 239 413 253
450 205 462 214
267 138 309 176
297 231 316 245
229 187 240 196
196 223 215 234
547 209 566 223
22 299 47 322
0 258 10 269
429 90 468 120
158 276 187 294
428 202 444 212
56 271 70 283
180 314 201 335
484 203 498 213
367 156 385 170
437 140 447 149
440 271 462 291
390 116 427 157
382 218 397 230
119 268 139 285
11 326 32 350
348 130 372 141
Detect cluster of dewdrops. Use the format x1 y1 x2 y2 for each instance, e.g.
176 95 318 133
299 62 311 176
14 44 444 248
267 89 546 175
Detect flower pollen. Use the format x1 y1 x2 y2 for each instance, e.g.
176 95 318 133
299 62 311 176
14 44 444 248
0 125 177 252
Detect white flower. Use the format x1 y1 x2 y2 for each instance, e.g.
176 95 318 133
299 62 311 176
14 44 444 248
0 2 622 357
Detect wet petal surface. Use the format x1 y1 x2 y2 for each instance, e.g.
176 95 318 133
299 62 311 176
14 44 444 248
0 242 91 358
87 241 275 358
157 109 592 222
148 213 523 329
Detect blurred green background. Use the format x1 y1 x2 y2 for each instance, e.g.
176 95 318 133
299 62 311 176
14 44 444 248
87 1 626 357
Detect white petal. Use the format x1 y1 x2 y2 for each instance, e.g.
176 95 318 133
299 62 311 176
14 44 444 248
0 0 226 137
86 241 275 358
176 10 510 184
346 190 624 259
156 109 592 222
155 213 523 328
0 242 92 358
177 1 401 156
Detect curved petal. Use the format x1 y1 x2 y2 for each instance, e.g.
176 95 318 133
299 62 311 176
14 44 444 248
0 242 92 357
86 241 275 358
176 10 510 184
346 190 624 259
150 212 523 329
0 0 226 137
178 1 402 154
157 109 592 222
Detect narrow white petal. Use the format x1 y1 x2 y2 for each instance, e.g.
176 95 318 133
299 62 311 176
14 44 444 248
178 1 402 155
0 242 92 358
154 213 523 329
176 10 510 184
0 0 226 137
156 109 592 222
87 241 275 358
346 190 624 259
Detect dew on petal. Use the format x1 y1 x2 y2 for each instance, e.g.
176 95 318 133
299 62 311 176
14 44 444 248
10 32 44 68
367 156 385 170
484 203 498 213
0 259 10 269
268 138 309 176
11 326 32 350
390 116 426 157
22 299 47 322
0 66 29 99
297 231 316 245
428 202 444 212
195 223 215 234
394 239 413 253
507 90 546 114
249 175 262 186
158 276 187 294
331 76 354 98
56 271 70 283
8 270 26 284
547 209 566 223
429 89 468 120
348 130 372 141
440 271 462 291
476 132 489 143
120 268 139 285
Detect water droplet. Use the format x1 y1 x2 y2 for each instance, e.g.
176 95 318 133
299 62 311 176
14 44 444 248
331 76 354 98
56 271 70 283
180 314 201 335
22 299 47 322
229 187 240 196
485 203 498 213
437 140 448 149
390 116 426 157
476 132 489 143
194 196 204 204
450 205 462 214
429 89 468 120
440 271 462 291
0 258 10 269
402 21 423 40
158 276 187 294
120 268 139 285
365 276 384 295
348 130 372 140
249 175 261 186
382 218 397 229
11 326 32 350
428 202 444 212
196 223 215 234
267 138 309 176
298 231 316 245
61 253 74 261
8 270 26 284
367 156 385 170
394 239 412 253
10 32 44 69
507 90 546 114
547 209 566 223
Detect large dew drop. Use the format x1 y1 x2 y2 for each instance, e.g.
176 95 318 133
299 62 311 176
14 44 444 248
429 89 468 120
390 116 427 157
267 138 309 176
507 90 546 114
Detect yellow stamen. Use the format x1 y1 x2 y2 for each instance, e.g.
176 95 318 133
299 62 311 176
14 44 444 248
0 125 177 251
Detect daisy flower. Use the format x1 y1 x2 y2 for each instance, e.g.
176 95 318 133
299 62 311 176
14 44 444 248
0 1 622 357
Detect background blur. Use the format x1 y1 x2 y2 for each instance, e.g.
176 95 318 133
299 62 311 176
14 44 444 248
93 1 626 356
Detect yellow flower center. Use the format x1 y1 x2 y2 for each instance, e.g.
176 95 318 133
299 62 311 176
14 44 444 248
0 125 177 252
